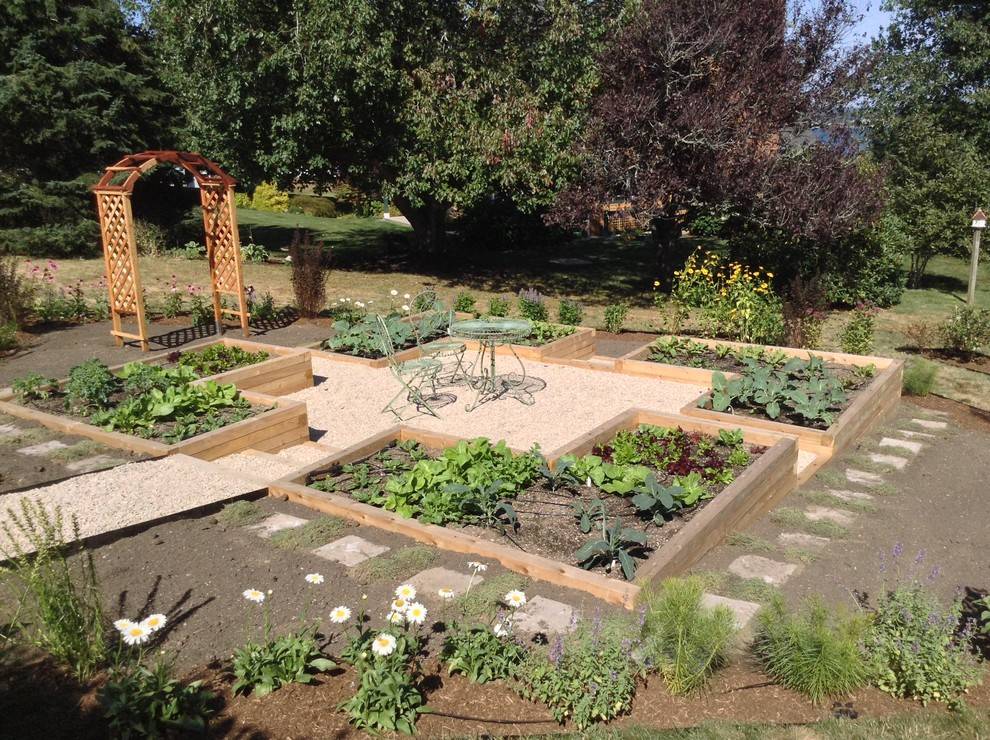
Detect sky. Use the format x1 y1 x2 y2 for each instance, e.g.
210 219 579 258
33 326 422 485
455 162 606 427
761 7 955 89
847 0 894 45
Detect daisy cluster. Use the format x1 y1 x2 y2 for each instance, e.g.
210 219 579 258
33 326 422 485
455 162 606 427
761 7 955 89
114 613 168 646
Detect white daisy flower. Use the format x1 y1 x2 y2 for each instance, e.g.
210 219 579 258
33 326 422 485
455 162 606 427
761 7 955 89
305 573 325 585
355 301 365 308
467 561 488 573
390 289 398 296
504 590 527 608
122 623 151 645
329 606 351 624
438 588 455 600
371 633 397 657
141 613 167 632
401 304 410 312
114 618 135 633
395 583 417 600
338 298 346 303
388 610 405 625
243 588 265 603
403 293 411 299
405 602 427 625
391 598 409 613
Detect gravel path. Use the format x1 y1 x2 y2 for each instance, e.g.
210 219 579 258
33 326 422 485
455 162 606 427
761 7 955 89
292 357 708 453
0 456 263 551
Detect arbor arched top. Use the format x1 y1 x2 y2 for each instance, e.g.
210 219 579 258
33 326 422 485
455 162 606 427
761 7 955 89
93 150 237 193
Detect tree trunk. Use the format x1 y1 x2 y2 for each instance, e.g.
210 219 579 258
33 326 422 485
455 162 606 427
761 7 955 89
393 195 449 253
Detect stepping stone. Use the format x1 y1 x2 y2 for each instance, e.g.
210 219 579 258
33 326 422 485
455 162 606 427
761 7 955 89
511 596 577 637
827 489 874 503
879 437 922 454
846 468 884 486
868 453 908 469
897 429 935 439
17 440 69 456
701 593 761 630
0 423 21 437
65 455 121 473
728 555 797 586
805 505 855 527
408 567 482 600
312 535 388 566
778 532 830 549
909 418 946 430
247 513 309 538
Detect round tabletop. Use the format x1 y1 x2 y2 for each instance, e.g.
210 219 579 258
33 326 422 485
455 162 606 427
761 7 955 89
448 317 532 342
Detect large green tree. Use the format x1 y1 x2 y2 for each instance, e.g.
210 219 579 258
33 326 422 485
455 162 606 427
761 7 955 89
0 0 174 256
151 0 619 250
865 0 990 287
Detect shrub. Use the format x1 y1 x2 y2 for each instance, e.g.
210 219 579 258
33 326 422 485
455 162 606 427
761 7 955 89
671 249 784 344
240 240 269 263
0 256 36 328
688 210 723 237
939 306 990 356
453 291 477 313
133 219 169 256
233 192 252 209
558 299 584 326
516 618 640 730
903 320 937 351
754 596 870 702
902 359 938 396
65 359 116 411
0 500 106 679
517 288 549 321
867 583 981 704
782 276 828 350
442 623 526 683
249 290 278 322
289 231 328 318
603 303 629 334
0 323 16 351
640 577 736 694
232 627 335 696
250 182 289 213
488 295 510 317
100 658 215 737
840 303 877 355
288 193 338 218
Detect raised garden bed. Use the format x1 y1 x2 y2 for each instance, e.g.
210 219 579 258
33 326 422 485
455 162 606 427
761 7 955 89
0 359 309 460
269 418 796 607
462 323 596 361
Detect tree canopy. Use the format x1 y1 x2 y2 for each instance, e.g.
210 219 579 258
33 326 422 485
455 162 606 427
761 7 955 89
151 0 620 249
864 0 990 287
0 0 174 255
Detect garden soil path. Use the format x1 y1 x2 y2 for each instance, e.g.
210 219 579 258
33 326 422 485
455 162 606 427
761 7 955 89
687 396 990 615
0 317 330 386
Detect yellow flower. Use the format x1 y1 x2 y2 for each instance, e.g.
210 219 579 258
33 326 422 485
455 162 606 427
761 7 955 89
767 272 774 278
760 283 769 290
653 280 660 287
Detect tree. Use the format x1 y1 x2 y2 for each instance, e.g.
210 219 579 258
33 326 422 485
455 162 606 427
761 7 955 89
864 0 990 287
0 0 175 256
552 0 882 260
151 0 619 250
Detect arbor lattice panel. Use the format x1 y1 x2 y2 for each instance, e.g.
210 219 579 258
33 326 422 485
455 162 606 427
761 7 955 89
92 151 250 350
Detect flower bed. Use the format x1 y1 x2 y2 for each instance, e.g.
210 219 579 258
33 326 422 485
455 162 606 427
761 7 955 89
468 323 596 361
270 419 797 605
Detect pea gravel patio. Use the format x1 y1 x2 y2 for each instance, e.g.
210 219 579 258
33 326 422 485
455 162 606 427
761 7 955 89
292 357 709 452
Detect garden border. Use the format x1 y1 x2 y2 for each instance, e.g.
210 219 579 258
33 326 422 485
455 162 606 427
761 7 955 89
267 415 796 607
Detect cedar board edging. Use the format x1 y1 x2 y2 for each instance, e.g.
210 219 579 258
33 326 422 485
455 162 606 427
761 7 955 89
681 359 904 456
269 419 796 608
0 392 309 461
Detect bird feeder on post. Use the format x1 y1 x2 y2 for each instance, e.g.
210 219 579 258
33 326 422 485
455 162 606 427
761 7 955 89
969 208 987 305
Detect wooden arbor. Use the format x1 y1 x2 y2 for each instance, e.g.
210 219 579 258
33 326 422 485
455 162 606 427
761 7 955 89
92 151 250 351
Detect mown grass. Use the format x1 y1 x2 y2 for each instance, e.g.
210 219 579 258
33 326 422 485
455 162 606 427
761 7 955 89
348 545 438 586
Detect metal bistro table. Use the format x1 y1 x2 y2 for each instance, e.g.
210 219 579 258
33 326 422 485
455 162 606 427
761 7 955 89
448 317 532 411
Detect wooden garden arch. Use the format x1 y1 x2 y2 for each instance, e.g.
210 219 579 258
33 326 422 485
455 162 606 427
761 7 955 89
92 150 250 351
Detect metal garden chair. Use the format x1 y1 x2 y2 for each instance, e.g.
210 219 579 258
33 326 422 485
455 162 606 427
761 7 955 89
377 314 444 420
410 290 467 384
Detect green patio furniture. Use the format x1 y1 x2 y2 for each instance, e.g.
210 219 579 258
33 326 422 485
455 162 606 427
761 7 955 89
377 314 444 420
410 290 467 384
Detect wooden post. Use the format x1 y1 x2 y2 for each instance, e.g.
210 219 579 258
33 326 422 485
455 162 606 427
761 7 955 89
968 209 986 305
